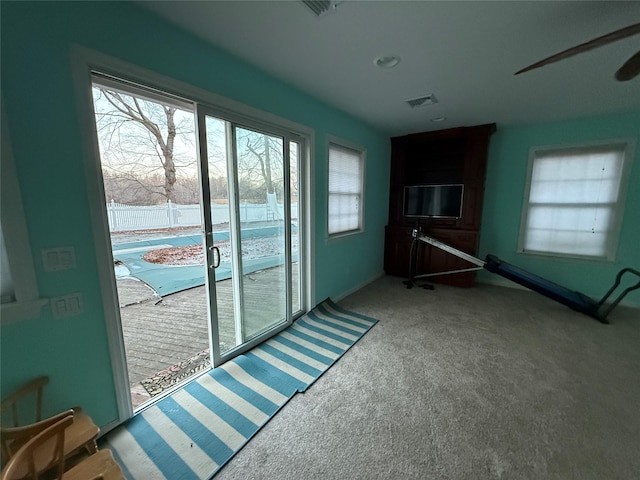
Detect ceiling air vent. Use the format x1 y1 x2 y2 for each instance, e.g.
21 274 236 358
302 0 340 17
406 94 438 108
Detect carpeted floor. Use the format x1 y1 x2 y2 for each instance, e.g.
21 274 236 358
214 275 640 480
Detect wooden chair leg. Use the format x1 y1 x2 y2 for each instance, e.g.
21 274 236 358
86 439 99 455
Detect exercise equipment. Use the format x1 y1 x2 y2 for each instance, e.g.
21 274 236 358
409 232 640 324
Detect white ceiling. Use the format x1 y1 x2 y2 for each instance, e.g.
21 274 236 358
140 1 640 136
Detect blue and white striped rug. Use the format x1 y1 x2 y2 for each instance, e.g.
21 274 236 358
102 299 378 479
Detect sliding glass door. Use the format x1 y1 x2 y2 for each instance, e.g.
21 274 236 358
198 108 303 365
88 71 306 412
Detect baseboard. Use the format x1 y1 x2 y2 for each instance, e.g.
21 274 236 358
475 276 640 309
97 418 122 438
333 271 386 303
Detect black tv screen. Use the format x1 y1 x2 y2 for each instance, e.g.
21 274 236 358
403 184 463 218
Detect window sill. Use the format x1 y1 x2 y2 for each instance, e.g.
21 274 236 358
1 298 48 325
325 229 364 244
518 249 613 264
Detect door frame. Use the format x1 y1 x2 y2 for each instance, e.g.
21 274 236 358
71 47 315 429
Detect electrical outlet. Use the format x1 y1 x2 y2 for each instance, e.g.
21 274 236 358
51 293 83 319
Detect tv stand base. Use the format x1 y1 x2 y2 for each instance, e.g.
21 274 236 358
403 278 434 290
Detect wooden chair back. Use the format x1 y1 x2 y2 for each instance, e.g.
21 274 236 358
1 377 98 468
1 410 75 462
0 377 49 428
0 413 74 480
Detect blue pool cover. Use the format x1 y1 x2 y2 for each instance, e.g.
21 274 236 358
113 229 297 297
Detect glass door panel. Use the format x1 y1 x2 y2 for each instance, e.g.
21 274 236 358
289 140 301 316
203 115 239 356
234 127 288 340
91 79 213 410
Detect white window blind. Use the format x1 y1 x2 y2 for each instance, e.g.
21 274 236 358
328 143 364 235
521 144 628 259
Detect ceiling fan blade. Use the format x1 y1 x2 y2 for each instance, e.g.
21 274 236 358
615 50 640 81
515 22 640 75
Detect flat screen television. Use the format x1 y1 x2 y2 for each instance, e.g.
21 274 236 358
403 184 464 218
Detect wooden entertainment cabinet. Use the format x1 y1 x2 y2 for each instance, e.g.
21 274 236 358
384 123 496 287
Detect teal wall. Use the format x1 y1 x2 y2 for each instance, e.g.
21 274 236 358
478 111 640 307
0 2 390 428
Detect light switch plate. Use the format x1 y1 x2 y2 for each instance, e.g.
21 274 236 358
42 247 76 271
51 293 83 319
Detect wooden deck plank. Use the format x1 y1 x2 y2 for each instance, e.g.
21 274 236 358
116 263 300 408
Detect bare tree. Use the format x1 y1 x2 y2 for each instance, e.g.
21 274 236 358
237 131 284 203
92 87 196 204
93 90 297 209
102 172 163 205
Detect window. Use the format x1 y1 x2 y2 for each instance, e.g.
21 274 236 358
0 225 14 303
327 141 365 236
1 100 47 324
519 141 634 260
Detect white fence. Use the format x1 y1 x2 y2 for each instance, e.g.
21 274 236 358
106 200 298 232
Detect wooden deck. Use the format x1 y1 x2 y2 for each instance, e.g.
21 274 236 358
116 264 299 408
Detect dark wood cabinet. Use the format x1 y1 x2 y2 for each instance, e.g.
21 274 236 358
384 124 495 287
